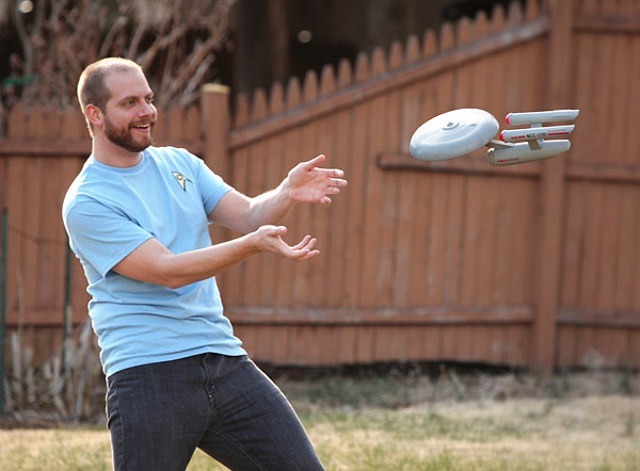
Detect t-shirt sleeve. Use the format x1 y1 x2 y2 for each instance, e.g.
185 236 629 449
194 156 233 215
64 198 154 277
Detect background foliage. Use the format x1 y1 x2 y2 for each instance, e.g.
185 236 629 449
0 0 236 135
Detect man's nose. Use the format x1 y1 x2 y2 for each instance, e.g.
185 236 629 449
139 101 156 116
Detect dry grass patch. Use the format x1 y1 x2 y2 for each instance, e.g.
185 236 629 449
307 395 639 470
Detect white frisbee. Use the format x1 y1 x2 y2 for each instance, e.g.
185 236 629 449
409 108 499 161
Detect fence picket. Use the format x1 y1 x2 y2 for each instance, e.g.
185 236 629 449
354 52 370 82
506 0 524 26
323 95 351 308
405 34 420 63
268 82 284 115
579 0 599 16
62 106 84 140
489 4 507 34
184 105 200 141
614 188 639 310
457 17 473 45
388 41 403 70
439 22 455 52
285 76 301 110
336 58 352 88
233 93 249 127
250 88 268 122
290 125 318 306
422 29 437 58
600 0 619 16
29 107 46 139
319 64 336 97
6 103 25 138
525 0 541 20
302 70 319 104
474 11 490 39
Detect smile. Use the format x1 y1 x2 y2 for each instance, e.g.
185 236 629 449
131 123 153 132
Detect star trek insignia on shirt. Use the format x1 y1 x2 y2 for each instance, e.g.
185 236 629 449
172 171 192 191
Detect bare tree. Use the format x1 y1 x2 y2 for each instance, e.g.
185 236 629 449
0 0 236 135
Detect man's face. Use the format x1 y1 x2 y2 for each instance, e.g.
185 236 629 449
102 69 157 153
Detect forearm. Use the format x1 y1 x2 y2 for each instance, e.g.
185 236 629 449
115 225 317 289
211 181 297 234
156 235 258 287
244 180 297 230
115 234 259 289
212 155 346 234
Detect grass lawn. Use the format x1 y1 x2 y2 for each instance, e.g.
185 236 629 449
1 368 639 470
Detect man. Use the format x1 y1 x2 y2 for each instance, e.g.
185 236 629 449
62 57 347 470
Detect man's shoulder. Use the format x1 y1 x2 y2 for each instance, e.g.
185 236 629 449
147 145 197 161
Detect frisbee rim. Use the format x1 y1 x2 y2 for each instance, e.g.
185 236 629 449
409 108 499 161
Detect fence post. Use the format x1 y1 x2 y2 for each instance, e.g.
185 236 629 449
0 205 7 412
531 0 575 374
200 83 231 182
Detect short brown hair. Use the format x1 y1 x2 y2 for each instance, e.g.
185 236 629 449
77 57 143 135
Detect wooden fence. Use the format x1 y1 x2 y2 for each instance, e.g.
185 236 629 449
1 0 640 375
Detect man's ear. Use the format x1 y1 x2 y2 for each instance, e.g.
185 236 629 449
85 104 103 128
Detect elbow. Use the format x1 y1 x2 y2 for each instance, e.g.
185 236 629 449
148 254 200 289
114 241 205 289
152 270 213 289
158 276 189 290
160 274 217 289
145 264 193 289
153 269 204 289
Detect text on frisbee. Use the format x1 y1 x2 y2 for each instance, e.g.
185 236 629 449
409 108 580 166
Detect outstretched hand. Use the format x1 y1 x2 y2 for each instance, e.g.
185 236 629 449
286 154 348 205
252 225 319 261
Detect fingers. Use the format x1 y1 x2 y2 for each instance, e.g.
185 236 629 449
283 235 319 260
289 155 348 204
312 166 348 205
318 178 347 205
305 154 326 168
256 226 319 261
325 169 348 190
314 166 346 181
320 178 347 205
294 249 319 261
303 155 348 184
289 234 319 260
292 234 317 251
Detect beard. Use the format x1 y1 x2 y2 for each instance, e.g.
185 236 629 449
104 115 155 153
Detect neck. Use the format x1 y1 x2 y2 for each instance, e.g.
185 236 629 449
91 137 144 168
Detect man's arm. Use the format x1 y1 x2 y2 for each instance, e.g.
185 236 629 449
210 154 347 233
113 225 318 289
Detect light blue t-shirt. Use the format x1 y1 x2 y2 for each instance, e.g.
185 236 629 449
62 146 246 377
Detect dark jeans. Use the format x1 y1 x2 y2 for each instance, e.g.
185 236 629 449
106 353 324 471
